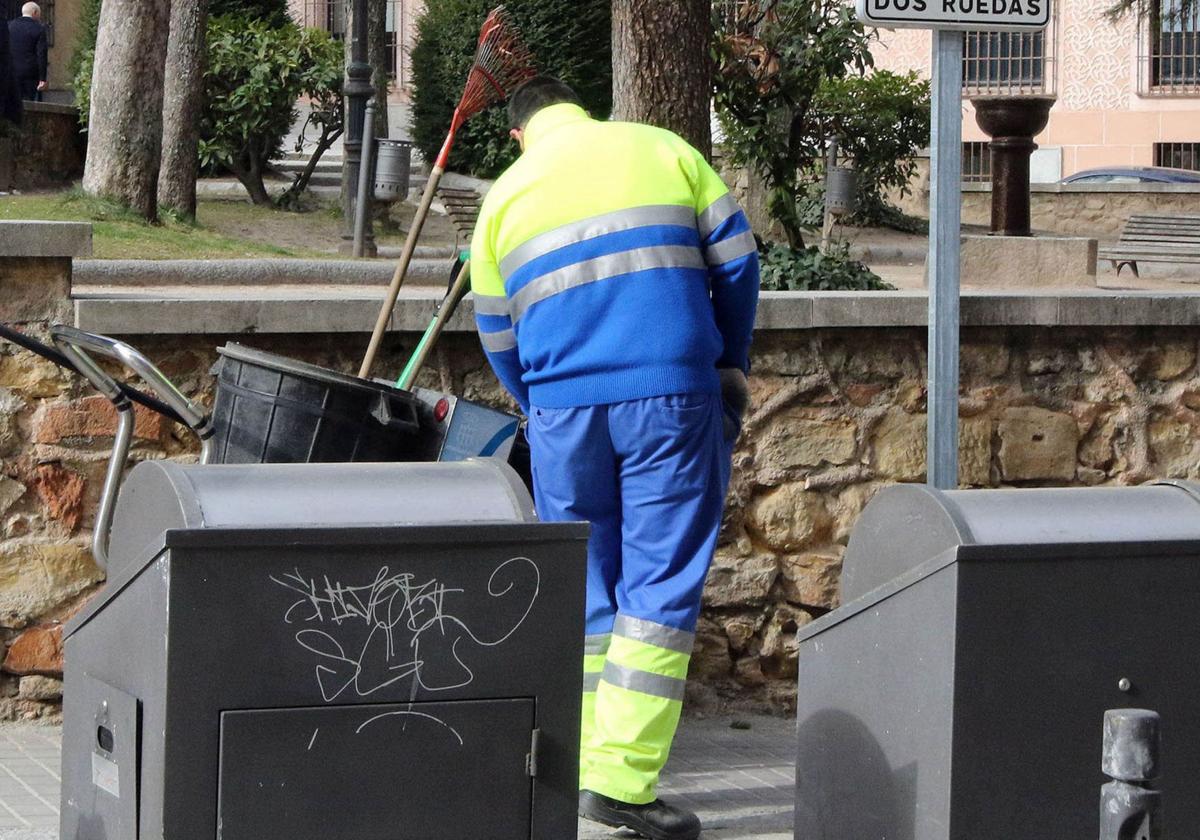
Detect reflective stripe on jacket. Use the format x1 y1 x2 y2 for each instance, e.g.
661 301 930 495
470 103 759 412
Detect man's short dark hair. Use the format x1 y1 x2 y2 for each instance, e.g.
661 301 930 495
508 76 583 131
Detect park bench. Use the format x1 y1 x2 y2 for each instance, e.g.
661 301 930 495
1099 213 1200 277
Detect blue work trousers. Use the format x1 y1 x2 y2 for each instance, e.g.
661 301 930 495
526 391 733 803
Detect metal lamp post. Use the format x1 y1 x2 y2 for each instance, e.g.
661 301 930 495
341 0 376 256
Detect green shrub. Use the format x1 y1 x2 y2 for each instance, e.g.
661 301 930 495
811 70 931 228
410 0 611 178
199 16 342 204
67 0 101 111
758 241 894 291
713 0 873 250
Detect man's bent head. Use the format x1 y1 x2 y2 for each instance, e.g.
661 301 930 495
507 76 584 150
21 2 40 19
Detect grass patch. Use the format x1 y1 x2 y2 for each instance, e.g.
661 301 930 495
0 190 330 259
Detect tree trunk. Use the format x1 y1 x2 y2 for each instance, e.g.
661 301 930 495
158 0 210 219
367 0 390 139
82 0 171 220
612 0 712 160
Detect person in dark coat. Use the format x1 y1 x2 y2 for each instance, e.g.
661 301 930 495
8 2 47 102
0 7 21 126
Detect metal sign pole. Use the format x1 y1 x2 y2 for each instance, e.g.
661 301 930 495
927 29 963 490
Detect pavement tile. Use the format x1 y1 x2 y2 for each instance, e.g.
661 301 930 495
0 715 795 839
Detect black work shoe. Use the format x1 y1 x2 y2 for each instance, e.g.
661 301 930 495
579 789 701 840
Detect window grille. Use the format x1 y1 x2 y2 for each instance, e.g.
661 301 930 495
962 142 992 183
1155 141 1200 170
4 0 53 47
1140 0 1200 95
962 28 1054 95
298 0 409 85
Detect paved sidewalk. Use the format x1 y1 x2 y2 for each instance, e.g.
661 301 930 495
0 714 793 839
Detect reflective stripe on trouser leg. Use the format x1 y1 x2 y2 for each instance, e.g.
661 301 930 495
581 625 694 805
581 633 611 785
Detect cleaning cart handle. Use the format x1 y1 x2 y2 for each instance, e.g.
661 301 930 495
0 323 189 426
50 326 213 441
49 325 215 572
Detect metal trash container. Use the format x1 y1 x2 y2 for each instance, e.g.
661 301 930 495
61 459 588 840
795 482 1200 840
373 138 413 202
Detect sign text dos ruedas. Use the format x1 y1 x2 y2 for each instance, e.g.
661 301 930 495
856 0 1050 30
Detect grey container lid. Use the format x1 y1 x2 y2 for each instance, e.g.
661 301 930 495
841 481 1200 604
106 459 537 578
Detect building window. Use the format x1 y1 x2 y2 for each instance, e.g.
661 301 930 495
297 0 410 85
961 4 1057 97
4 0 54 47
962 29 1054 96
1141 0 1200 95
1155 142 1200 170
962 142 992 183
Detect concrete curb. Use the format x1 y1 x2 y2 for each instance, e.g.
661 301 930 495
73 256 456 287
70 287 1200 335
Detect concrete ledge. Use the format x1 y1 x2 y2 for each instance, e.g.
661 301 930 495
964 182 1200 195
955 234 1097 289
22 101 78 118
73 255 454 287
0 222 92 258
70 287 1200 335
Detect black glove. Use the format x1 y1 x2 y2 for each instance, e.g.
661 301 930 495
718 367 750 441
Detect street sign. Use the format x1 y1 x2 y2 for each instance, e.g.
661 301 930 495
856 0 1051 30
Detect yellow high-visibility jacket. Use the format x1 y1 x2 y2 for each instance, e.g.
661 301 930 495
471 103 759 412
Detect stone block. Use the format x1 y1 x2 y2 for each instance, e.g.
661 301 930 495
29 463 86 533
1149 412 1198 479
0 476 25 517
948 235 1098 289
0 348 71 397
0 256 72 322
872 410 993 485
872 410 926 482
18 675 63 701
688 617 733 681
702 550 779 608
779 550 843 610
998 406 1079 481
4 624 63 675
0 221 92 258
33 394 170 445
758 414 858 471
0 386 22 456
746 485 832 553
0 541 102 628
1149 341 1197 381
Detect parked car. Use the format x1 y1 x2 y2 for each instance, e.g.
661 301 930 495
1060 166 1200 184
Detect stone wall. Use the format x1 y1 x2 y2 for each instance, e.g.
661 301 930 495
6 293 1200 716
892 158 1200 238
0 103 87 192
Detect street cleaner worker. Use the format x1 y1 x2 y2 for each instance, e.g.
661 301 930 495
471 76 760 840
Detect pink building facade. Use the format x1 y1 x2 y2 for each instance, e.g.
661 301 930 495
287 0 425 99
872 0 1200 178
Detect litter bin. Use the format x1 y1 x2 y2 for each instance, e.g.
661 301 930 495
60 459 588 840
795 482 1200 840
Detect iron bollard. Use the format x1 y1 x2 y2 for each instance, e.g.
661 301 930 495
1101 709 1162 840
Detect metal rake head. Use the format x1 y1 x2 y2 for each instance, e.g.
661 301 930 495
456 5 537 120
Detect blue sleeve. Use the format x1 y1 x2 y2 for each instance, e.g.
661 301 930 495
698 195 760 372
471 201 530 414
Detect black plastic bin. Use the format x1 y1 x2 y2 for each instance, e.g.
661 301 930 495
210 344 423 464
